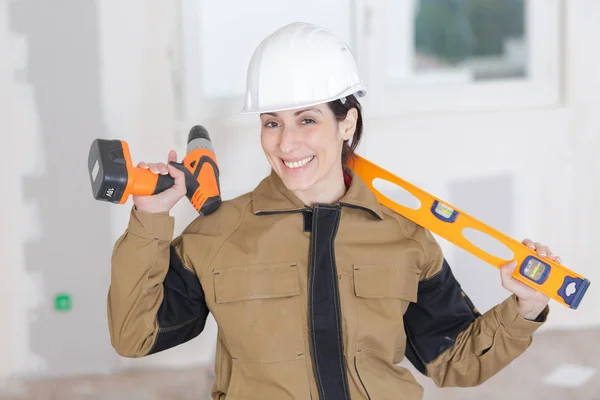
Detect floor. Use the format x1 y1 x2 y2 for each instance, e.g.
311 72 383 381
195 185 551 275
404 327 600 400
1 329 598 400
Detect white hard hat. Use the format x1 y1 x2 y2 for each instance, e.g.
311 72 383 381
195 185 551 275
240 22 367 114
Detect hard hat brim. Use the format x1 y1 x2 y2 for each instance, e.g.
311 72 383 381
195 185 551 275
239 84 367 115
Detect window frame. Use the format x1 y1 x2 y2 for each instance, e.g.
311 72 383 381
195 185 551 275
354 0 564 118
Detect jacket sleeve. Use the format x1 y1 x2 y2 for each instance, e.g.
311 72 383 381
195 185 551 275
403 227 550 387
107 206 211 358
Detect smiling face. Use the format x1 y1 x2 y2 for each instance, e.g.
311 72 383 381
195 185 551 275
260 102 357 206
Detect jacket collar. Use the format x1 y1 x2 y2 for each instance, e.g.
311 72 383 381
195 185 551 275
252 168 383 220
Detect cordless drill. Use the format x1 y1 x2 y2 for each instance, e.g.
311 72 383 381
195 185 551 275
87 125 221 216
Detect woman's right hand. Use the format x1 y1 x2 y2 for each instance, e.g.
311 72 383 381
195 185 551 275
133 150 187 214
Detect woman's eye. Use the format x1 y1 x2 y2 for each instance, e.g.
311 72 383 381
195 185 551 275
264 121 278 128
301 118 315 124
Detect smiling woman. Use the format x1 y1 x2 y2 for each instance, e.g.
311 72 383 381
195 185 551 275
258 100 361 206
107 21 556 400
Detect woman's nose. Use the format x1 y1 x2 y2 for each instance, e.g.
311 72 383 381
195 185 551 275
279 125 300 153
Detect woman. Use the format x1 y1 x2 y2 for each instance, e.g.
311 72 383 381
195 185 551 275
107 22 554 399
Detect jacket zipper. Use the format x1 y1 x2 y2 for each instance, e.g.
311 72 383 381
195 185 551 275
307 208 324 399
329 205 353 399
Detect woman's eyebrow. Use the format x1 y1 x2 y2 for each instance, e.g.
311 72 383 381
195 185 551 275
294 108 322 116
261 108 322 118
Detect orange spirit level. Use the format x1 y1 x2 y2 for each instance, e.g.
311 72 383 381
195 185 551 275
350 154 590 310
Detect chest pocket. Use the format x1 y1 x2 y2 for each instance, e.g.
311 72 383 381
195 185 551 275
353 264 420 355
353 264 419 302
212 262 305 362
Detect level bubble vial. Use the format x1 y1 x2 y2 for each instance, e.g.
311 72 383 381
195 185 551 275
432 200 459 222
520 256 550 284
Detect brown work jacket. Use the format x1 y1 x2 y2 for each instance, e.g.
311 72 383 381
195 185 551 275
107 169 548 399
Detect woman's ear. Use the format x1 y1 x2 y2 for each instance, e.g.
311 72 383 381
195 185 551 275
340 108 358 141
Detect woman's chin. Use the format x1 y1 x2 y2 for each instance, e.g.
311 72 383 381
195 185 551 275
280 174 315 193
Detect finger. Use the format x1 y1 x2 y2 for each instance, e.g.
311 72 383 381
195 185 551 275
168 150 178 164
522 238 536 250
167 163 184 178
535 242 546 257
544 246 555 260
146 163 157 173
555 256 562 264
168 164 187 194
500 261 536 297
147 163 166 175
500 260 518 279
157 162 169 175
137 161 148 169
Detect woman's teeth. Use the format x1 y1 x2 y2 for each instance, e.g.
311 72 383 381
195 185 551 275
284 156 314 169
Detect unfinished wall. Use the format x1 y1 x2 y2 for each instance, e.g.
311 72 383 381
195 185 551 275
1 0 119 380
0 0 598 383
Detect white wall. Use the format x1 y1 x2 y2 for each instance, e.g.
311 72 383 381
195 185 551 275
1 0 122 381
1 0 598 381
97 0 225 372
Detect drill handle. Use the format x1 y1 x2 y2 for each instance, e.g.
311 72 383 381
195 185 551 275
152 161 183 195
153 161 200 202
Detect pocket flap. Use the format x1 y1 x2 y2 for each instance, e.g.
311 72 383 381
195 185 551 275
353 265 419 302
214 262 300 304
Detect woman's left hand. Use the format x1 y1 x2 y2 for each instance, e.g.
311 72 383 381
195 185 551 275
500 238 555 320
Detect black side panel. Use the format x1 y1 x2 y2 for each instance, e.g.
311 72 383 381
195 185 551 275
149 245 210 354
404 259 480 374
308 205 351 400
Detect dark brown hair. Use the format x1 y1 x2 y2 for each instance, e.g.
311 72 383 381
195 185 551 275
327 95 363 169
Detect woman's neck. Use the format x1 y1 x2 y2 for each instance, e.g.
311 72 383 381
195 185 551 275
292 168 350 207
